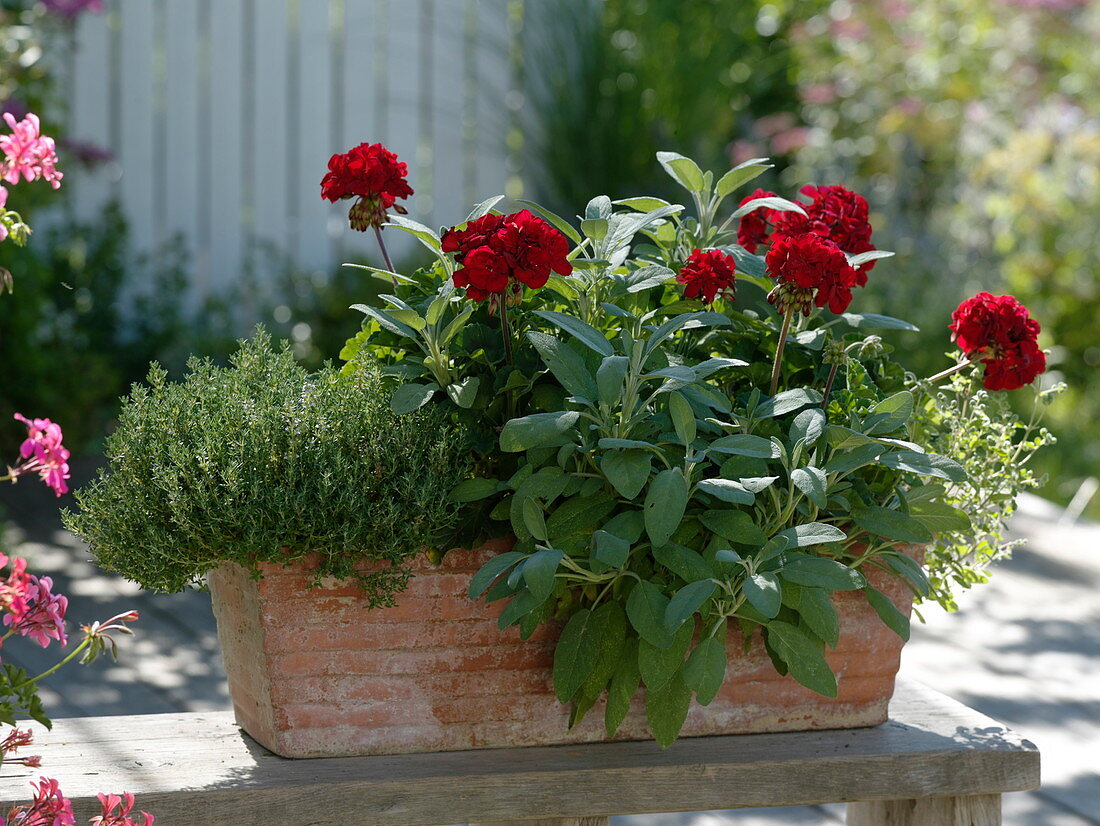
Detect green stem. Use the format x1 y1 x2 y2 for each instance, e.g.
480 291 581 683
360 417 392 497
769 305 796 397
821 361 841 409
373 226 398 289
499 298 514 365
927 356 979 384
14 638 90 690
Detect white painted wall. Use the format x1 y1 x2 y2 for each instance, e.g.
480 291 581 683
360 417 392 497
63 0 522 302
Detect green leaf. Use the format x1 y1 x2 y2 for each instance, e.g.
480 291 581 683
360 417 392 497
824 443 884 475
699 509 766 545
450 477 499 503
532 310 614 356
772 522 846 549
468 552 528 598
864 585 910 641
646 673 693 747
694 357 749 378
790 409 826 445
522 499 548 541
581 218 609 240
643 312 709 357
385 214 443 253
465 194 505 221
846 250 895 268
593 529 631 568
497 589 541 628
791 466 828 509
639 621 694 690
626 579 673 648
515 199 582 244
625 265 675 293
598 437 657 450
743 572 782 618
795 587 840 648
708 434 781 459
645 469 688 547
908 501 972 534
546 491 616 541
851 506 933 544
522 547 562 602
499 411 580 452
601 449 652 500
665 580 717 633
554 609 599 702
654 544 715 583
881 551 931 596
439 306 474 344
613 196 672 212
444 376 480 409
669 392 697 446
695 478 754 505
352 304 420 338
765 621 837 697
866 391 914 436
575 602 629 710
605 637 641 736
757 388 823 418
878 451 967 483
683 636 727 705
715 158 772 199
596 354 629 405
825 425 879 451
730 195 807 220
391 382 439 414
656 150 706 192
527 331 599 399
839 312 919 332
738 475 780 493
780 555 866 590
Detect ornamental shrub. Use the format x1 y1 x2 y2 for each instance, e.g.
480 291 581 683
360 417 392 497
63 329 472 606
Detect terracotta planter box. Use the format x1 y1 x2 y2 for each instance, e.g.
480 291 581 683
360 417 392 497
207 539 916 758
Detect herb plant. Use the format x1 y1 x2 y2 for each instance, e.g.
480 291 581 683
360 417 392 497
338 146 1052 746
64 330 472 606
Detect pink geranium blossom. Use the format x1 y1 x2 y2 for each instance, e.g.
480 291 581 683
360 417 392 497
0 553 32 626
10 414 71 496
0 113 63 189
3 777 77 826
4 575 68 649
90 793 155 826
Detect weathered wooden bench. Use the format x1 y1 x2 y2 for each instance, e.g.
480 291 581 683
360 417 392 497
0 680 1038 825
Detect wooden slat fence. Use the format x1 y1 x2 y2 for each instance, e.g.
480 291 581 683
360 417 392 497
62 0 526 303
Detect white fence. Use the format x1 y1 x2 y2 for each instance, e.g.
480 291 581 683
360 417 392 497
63 0 526 301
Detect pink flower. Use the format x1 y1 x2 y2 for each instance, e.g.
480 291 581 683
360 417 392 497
4 777 76 826
0 728 42 768
4 575 68 649
0 114 63 190
80 610 140 663
0 553 32 626
10 414 71 496
90 793 154 826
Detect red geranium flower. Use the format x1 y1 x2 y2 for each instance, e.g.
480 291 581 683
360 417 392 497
950 292 1046 390
736 188 778 254
764 232 859 315
443 210 572 307
772 184 877 276
320 142 413 231
677 249 737 304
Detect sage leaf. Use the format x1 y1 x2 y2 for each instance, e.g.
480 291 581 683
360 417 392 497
626 579 673 649
646 673 693 748
665 580 717 633
448 477 499 503
683 636 727 705
779 555 865 591
601 449 652 500
709 434 781 459
532 310 614 356
851 506 933 544
553 608 599 702
391 382 439 414
743 572 782 618
699 510 767 545
593 530 631 568
757 388 822 418
522 547 562 602
796 587 840 648
790 408 826 445
644 468 688 547
605 637 641 736
468 551 525 599
527 331 599 400
596 355 630 405
791 466 828 509
766 621 837 697
864 585 911 641
639 622 694 690
669 392 697 446
499 411 580 452
772 522 846 548
695 478 755 505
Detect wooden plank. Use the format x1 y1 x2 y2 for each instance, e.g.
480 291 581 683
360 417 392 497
847 794 1001 826
473 820 609 826
0 682 1039 825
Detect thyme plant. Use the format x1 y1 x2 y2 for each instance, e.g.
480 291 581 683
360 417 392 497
64 331 472 606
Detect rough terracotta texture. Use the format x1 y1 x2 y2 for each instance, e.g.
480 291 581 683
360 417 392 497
207 539 916 758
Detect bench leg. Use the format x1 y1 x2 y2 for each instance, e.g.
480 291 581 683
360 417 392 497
847 794 1001 825
470 819 609 826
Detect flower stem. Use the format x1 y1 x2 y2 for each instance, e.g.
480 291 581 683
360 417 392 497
821 361 841 409
499 298 514 365
372 226 398 289
769 305 796 396
14 638 90 691
927 356 979 384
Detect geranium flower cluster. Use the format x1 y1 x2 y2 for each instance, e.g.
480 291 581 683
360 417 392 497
950 292 1047 391
443 210 573 308
6 414 71 497
1 113 63 190
737 183 875 315
321 142 413 231
677 249 737 304
0 775 154 826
